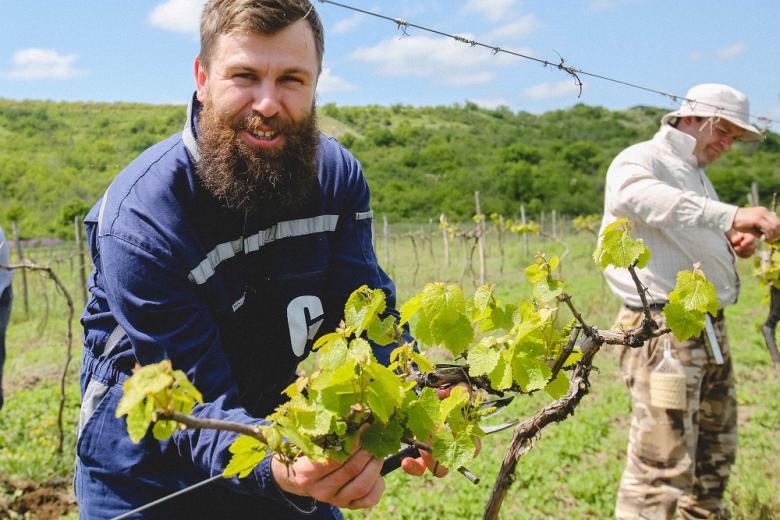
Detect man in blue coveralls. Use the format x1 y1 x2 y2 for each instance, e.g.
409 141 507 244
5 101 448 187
75 1 440 518
0 224 13 411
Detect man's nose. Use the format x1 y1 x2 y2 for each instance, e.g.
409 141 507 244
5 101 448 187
252 83 281 118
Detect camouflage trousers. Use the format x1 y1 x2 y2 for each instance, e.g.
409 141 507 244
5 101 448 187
614 306 737 520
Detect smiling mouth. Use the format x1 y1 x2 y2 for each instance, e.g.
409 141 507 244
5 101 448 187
249 129 278 141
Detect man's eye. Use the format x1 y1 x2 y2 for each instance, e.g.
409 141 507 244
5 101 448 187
234 73 253 80
281 76 304 84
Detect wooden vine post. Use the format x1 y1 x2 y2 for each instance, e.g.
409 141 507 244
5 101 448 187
520 205 529 258
383 215 390 269
11 221 29 318
475 191 486 285
75 216 88 306
440 213 450 268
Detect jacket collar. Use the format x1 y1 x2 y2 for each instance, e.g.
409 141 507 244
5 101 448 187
182 92 201 163
653 124 700 168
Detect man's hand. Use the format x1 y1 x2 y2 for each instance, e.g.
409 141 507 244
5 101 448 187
732 207 780 242
271 449 385 510
727 230 758 258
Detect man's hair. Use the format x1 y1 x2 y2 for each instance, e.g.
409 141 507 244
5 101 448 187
200 0 324 72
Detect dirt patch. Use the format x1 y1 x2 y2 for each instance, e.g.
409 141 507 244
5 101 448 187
0 478 77 520
5 364 64 394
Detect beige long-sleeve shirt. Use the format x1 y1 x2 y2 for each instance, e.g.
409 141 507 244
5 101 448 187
599 125 739 308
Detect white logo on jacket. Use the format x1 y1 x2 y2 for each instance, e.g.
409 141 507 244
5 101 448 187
286 296 324 357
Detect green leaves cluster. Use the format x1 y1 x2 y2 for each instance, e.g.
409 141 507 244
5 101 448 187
400 283 474 357
593 218 651 269
754 242 780 289
118 228 719 485
115 360 203 444
662 264 720 340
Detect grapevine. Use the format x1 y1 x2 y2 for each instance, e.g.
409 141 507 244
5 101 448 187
115 218 720 517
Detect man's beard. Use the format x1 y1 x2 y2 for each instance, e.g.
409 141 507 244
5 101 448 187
195 99 320 213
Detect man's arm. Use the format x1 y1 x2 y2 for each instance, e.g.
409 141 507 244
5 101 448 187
732 207 780 242
608 161 737 232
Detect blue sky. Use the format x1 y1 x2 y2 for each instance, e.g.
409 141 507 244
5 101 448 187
1 0 778 127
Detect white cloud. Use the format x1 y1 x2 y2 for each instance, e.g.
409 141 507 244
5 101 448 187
717 41 747 60
7 48 81 80
522 79 582 100
482 14 537 41
317 67 356 94
469 97 510 110
351 35 502 86
463 0 518 21
148 0 206 35
332 13 362 35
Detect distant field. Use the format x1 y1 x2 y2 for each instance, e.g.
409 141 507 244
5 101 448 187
0 227 778 519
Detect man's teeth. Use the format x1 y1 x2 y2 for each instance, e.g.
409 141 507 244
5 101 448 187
251 130 277 139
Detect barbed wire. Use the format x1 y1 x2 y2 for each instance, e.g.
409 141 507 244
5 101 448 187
317 0 779 130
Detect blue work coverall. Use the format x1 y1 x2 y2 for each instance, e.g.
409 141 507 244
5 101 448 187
75 94 402 519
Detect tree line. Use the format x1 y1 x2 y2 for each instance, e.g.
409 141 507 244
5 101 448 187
1 98 778 238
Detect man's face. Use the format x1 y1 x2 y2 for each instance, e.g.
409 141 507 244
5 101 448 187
680 117 744 166
193 20 321 211
196 19 319 150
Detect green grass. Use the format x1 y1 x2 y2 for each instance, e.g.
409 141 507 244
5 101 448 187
1 228 778 519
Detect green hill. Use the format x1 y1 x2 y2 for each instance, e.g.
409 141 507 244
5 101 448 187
1 98 778 238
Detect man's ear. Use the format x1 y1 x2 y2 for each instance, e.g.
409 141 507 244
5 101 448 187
195 56 207 103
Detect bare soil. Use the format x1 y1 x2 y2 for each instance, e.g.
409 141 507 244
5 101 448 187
0 478 76 520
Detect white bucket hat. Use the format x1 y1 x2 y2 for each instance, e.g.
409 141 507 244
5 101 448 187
661 83 763 142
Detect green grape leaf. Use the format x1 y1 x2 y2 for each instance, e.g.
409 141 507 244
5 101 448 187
171 369 203 406
636 245 652 268
318 336 348 371
116 361 174 418
488 350 514 391
361 420 404 458
313 331 348 352
344 285 386 336
533 278 564 303
438 386 470 424
347 337 375 366
310 359 357 391
406 388 440 441
432 430 477 471
480 303 516 332
289 403 334 437
125 398 154 444
367 315 396 346
223 435 267 479
277 423 323 461
593 218 650 269
409 350 434 373
152 419 177 441
562 349 583 368
512 352 551 393
399 293 424 326
668 267 719 315
431 314 474 357
470 284 498 323
524 262 547 284
545 371 570 399
365 364 405 424
467 341 500 377
662 301 706 341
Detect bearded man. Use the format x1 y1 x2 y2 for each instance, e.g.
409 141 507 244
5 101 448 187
75 2 438 518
